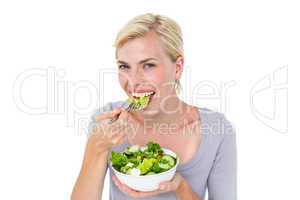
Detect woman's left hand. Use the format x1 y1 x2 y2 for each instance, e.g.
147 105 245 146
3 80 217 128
112 173 184 198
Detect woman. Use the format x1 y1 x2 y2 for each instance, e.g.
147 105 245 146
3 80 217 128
71 13 236 200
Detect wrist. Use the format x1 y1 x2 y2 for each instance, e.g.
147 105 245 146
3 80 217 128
82 150 109 171
175 178 198 200
175 177 186 195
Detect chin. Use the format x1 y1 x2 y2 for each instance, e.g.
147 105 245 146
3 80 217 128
140 104 160 116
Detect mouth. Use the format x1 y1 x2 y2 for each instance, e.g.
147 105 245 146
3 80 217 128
127 91 156 110
131 91 155 99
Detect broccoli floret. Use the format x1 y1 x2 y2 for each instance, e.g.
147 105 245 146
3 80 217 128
146 141 162 153
111 151 128 171
151 162 161 173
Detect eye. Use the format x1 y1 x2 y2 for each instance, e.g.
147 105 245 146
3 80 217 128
118 64 130 70
143 63 156 69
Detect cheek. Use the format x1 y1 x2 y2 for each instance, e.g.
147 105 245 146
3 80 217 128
147 67 169 84
148 72 174 96
144 72 164 93
118 73 127 88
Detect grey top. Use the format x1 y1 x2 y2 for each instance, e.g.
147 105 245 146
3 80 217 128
88 101 237 200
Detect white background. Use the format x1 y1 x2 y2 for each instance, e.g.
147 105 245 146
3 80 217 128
0 0 299 199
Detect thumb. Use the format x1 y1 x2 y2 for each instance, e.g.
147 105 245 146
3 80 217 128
95 108 122 122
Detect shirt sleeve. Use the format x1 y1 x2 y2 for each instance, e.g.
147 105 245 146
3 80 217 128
207 114 237 200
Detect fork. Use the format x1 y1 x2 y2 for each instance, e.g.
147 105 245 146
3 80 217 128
107 102 135 124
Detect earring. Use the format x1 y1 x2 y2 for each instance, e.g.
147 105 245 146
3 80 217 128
174 79 181 94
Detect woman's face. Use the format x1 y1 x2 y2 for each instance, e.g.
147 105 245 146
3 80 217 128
116 31 183 115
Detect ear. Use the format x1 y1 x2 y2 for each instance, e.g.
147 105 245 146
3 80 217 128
175 56 184 80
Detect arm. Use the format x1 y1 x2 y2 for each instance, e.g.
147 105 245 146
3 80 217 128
71 149 109 200
71 107 128 200
207 116 237 200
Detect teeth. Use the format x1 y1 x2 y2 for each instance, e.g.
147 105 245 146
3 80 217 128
132 91 154 98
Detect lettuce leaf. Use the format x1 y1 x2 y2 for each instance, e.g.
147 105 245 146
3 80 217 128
110 141 176 175
126 95 151 110
111 151 128 171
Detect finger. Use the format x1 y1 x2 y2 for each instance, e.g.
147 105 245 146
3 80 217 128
109 117 133 137
159 174 182 192
91 117 113 135
94 133 125 152
90 122 105 136
115 182 141 198
131 189 162 198
117 112 139 139
159 182 172 192
110 133 126 146
118 109 139 124
113 176 133 194
112 175 121 186
96 119 124 137
95 142 111 154
112 176 124 191
118 109 138 124
160 173 183 192
108 121 128 138
95 108 122 122
116 110 129 124
92 121 126 143
112 175 120 182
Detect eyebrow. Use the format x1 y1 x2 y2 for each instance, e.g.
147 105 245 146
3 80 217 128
117 58 158 65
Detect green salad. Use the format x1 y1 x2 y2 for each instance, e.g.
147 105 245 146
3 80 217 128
126 95 151 110
110 142 177 176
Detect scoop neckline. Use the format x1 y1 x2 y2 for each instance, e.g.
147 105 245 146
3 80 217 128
122 106 206 171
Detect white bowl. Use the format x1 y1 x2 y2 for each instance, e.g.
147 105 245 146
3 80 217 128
110 147 180 192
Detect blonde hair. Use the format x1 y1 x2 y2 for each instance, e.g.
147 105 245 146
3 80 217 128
114 13 183 93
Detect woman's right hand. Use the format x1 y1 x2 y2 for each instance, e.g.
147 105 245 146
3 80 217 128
83 108 130 167
72 108 131 200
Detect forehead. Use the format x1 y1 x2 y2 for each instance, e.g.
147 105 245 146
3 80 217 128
116 32 168 62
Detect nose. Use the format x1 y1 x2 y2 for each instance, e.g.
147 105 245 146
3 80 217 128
127 68 145 89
